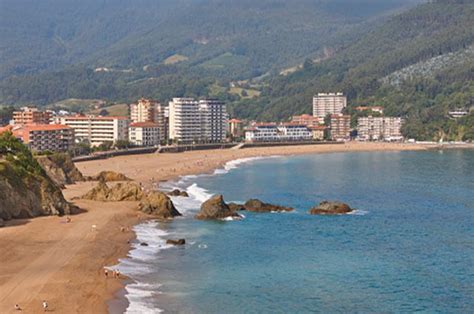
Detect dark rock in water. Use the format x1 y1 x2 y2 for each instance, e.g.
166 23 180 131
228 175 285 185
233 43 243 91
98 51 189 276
195 195 241 220
140 242 149 246
167 189 189 197
166 239 186 245
139 191 182 219
244 199 293 212
228 202 246 211
309 201 354 215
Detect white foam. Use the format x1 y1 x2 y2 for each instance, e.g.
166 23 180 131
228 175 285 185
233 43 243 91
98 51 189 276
348 209 369 216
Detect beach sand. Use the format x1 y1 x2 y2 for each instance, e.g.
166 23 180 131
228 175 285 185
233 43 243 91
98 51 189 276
0 142 428 313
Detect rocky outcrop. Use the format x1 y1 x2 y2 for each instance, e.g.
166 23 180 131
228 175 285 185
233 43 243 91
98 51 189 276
0 162 79 221
166 239 186 245
87 171 131 182
195 195 241 220
138 191 182 219
167 189 189 197
228 202 246 212
243 199 293 212
36 153 85 187
0 218 5 228
81 181 145 202
309 201 354 215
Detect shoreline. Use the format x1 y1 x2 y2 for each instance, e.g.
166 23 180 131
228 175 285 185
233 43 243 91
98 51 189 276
0 143 432 313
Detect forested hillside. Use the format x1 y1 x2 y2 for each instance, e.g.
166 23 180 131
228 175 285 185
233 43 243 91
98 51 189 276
0 0 421 106
229 0 474 141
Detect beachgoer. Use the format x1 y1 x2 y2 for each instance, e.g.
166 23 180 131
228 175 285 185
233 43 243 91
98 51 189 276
14 304 21 311
104 269 108 278
116 270 121 278
66 216 71 223
42 300 48 312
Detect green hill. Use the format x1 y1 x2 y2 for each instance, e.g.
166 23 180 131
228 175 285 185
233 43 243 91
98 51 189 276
229 0 474 141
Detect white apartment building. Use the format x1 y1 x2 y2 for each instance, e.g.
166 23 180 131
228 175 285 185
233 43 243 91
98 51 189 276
357 116 403 141
59 115 129 146
169 98 227 144
130 98 169 141
313 93 347 119
199 99 227 143
245 123 312 142
129 122 160 147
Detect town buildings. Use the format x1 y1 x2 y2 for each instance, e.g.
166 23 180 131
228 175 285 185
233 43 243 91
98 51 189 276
245 123 312 142
308 125 327 140
1 124 74 152
329 114 351 141
199 99 227 143
130 98 169 142
313 93 347 119
357 116 403 141
168 98 227 144
129 122 160 147
354 106 384 114
12 107 52 125
58 115 129 146
290 114 321 127
228 119 244 138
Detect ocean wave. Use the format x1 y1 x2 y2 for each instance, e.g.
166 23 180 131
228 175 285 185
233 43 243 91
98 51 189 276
348 209 369 216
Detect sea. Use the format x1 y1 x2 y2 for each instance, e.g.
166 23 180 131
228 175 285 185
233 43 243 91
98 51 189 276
113 149 474 313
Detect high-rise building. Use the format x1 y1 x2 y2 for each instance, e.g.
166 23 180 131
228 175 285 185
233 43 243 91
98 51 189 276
329 114 351 141
199 99 227 143
168 98 227 144
130 98 168 142
13 107 52 125
129 122 160 147
59 115 129 146
1 124 74 152
357 116 403 141
313 93 347 119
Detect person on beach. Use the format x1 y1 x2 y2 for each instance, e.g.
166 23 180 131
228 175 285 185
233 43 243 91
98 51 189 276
104 269 108 278
42 300 48 312
14 304 21 311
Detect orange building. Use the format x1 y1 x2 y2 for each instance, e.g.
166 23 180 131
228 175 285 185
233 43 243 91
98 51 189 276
290 114 321 127
13 107 52 125
1 124 74 152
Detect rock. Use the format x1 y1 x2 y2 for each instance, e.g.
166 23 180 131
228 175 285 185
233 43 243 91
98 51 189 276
195 195 241 220
81 181 145 202
138 191 182 219
228 202 246 211
309 201 354 215
140 242 149 246
107 182 145 201
36 153 85 188
167 189 189 197
0 218 4 228
0 161 79 221
88 171 131 182
166 239 186 245
244 199 293 212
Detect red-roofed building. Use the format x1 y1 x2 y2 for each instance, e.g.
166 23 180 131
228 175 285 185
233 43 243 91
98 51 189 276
308 125 327 140
290 114 321 127
129 122 160 147
228 118 244 138
1 124 74 152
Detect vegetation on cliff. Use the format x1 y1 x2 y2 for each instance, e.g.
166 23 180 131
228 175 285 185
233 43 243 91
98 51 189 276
0 132 77 220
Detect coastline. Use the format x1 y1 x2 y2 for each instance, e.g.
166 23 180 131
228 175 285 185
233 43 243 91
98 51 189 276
0 142 430 313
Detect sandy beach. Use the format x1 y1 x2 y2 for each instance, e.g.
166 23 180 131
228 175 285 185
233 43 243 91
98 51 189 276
0 142 428 313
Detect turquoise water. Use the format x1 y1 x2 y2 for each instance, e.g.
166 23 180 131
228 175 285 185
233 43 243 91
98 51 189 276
119 150 474 313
